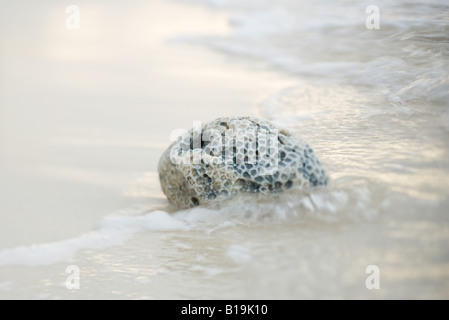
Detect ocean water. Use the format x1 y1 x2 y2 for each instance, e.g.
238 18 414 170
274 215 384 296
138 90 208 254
0 0 448 299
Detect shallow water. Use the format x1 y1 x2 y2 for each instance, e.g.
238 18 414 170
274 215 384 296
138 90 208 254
0 0 448 299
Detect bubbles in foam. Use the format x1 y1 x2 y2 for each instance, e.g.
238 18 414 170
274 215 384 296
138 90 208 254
227 245 251 264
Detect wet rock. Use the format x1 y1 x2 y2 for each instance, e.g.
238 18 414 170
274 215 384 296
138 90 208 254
158 116 327 208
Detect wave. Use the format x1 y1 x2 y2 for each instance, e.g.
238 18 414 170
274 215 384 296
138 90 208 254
175 0 449 106
0 181 387 266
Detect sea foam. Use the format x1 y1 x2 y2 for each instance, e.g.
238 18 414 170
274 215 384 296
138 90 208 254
0 185 383 266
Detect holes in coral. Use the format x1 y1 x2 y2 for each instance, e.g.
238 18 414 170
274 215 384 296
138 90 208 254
220 121 229 129
249 182 260 192
203 174 212 184
280 151 286 161
236 179 246 187
207 193 217 200
191 197 199 206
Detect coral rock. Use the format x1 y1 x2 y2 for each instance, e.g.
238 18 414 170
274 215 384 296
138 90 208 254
158 116 327 208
